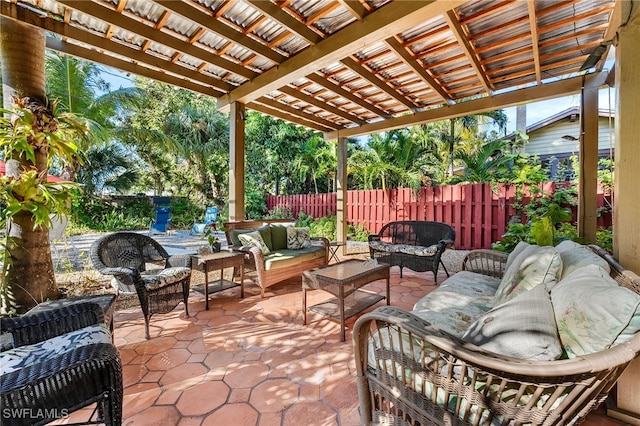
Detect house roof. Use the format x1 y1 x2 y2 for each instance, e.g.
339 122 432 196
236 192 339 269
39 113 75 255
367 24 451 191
505 106 615 139
1 0 618 137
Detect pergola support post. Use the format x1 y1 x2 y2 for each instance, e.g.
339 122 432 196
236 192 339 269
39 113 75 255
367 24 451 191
577 82 599 243
336 137 348 254
229 102 245 221
608 0 640 423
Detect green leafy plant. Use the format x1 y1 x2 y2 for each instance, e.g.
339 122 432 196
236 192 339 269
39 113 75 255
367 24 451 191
1 98 87 311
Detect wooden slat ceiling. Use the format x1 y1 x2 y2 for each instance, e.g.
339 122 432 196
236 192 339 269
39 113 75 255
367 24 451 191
1 0 616 136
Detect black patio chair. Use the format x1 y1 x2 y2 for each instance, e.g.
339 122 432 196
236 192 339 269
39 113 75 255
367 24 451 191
0 301 123 426
368 220 455 283
90 232 192 339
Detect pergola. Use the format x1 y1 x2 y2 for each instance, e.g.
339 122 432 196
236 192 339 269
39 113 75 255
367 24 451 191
1 0 639 420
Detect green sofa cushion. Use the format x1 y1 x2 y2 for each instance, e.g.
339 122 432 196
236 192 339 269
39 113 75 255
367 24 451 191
229 228 253 247
269 223 292 250
256 225 273 251
264 246 325 271
230 224 272 249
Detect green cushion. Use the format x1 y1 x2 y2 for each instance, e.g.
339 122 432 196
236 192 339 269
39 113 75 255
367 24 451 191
269 224 291 250
551 264 640 358
256 224 273 251
463 284 562 361
229 228 254 247
263 246 325 270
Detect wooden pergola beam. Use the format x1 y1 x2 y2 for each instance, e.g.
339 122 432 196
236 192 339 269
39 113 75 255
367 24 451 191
244 0 322 45
57 0 255 79
46 38 223 98
340 57 418 112
338 0 366 20
254 96 344 130
384 36 453 104
527 1 542 85
0 2 233 93
305 73 392 119
247 102 333 133
325 72 607 139
445 9 493 94
217 0 466 109
278 85 367 125
155 0 286 64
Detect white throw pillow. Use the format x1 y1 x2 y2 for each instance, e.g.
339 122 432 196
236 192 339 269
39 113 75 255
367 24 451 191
551 264 640 358
463 284 562 361
238 230 271 254
494 245 562 305
286 227 311 250
557 244 610 280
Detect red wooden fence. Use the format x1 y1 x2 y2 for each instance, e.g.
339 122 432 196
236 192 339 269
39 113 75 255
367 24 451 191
267 183 612 250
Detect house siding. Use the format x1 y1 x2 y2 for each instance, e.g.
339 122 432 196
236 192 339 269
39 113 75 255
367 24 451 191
522 116 615 158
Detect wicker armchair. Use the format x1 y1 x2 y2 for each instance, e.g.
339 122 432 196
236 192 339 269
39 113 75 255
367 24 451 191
90 232 192 339
368 221 455 283
1 302 122 426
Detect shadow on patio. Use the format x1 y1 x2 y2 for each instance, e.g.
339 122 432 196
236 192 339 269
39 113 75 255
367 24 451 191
56 250 628 426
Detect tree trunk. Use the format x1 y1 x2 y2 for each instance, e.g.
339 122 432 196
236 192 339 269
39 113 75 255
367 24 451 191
1 18 58 313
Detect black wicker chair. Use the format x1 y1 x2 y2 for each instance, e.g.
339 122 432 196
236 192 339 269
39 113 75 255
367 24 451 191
368 220 455 283
90 232 192 339
0 302 122 426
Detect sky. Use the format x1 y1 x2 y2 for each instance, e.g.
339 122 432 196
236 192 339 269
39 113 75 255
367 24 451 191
99 66 616 135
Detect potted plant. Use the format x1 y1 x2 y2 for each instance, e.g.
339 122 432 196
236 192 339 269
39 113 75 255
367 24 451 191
204 227 221 252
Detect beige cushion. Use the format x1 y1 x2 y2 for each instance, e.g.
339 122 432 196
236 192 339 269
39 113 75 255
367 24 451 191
286 227 311 250
238 230 271 255
494 245 562 305
555 239 582 253
551 264 640 358
463 284 562 361
412 271 499 338
264 246 325 270
557 244 610 280
505 241 530 270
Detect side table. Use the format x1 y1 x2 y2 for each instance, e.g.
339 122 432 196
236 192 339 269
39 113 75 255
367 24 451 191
191 251 244 310
27 294 117 341
328 241 347 264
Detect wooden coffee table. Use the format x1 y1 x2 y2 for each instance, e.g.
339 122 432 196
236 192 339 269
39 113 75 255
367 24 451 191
302 259 390 341
191 251 244 310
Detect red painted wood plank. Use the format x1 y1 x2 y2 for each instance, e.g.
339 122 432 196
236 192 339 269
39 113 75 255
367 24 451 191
482 184 492 249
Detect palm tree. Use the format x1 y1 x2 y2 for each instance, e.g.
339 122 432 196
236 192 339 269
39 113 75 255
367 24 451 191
439 110 508 177
292 135 336 194
349 130 427 191
450 139 513 183
165 102 229 205
45 51 142 184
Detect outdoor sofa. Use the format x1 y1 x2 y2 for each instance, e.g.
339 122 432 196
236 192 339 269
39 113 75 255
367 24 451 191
225 220 329 297
368 220 455 283
354 240 640 425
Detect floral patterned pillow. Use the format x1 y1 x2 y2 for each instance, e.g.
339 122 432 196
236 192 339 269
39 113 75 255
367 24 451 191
286 227 311 250
551 264 640 358
494 245 562 305
238 230 271 254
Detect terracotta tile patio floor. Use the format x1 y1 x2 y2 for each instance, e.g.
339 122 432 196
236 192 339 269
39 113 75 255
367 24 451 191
58 250 630 426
